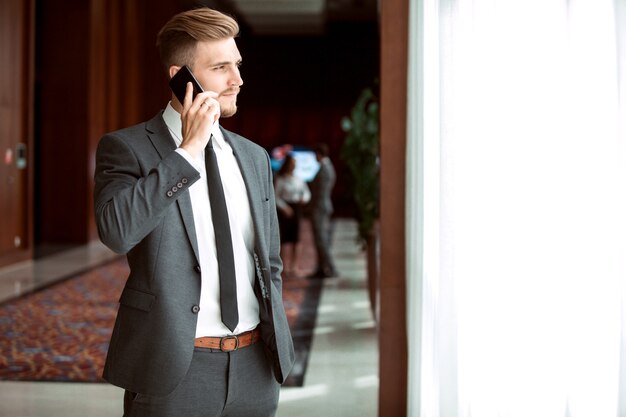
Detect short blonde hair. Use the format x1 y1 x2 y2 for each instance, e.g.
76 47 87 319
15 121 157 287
156 8 239 75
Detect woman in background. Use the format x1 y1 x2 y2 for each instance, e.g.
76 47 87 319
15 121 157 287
275 154 311 277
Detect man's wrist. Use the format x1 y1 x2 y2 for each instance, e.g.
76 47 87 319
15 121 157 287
179 143 203 159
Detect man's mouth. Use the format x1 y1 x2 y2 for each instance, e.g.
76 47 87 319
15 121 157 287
220 89 239 97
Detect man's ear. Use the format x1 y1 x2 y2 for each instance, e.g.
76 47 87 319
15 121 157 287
168 65 181 80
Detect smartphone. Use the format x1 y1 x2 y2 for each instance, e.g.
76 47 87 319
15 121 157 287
169 65 204 105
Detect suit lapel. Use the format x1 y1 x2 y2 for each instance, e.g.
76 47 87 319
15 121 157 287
221 127 268 259
222 128 273 309
146 112 200 264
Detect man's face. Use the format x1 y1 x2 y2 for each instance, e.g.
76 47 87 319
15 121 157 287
189 37 243 118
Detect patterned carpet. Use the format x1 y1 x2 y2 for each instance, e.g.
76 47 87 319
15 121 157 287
0 222 321 387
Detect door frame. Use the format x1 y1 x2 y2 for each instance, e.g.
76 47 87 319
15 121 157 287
0 0 35 268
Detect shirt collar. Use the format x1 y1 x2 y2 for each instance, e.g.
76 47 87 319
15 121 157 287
162 101 225 150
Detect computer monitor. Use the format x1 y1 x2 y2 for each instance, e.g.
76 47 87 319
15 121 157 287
270 145 319 182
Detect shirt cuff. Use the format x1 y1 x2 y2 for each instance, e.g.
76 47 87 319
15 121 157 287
175 148 203 172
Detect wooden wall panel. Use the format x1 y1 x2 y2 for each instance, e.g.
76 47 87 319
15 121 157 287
36 0 90 245
379 0 409 414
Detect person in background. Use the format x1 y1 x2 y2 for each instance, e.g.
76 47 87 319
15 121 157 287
275 154 311 278
308 143 338 278
93 8 294 417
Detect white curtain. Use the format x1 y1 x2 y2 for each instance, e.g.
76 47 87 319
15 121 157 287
406 1 626 416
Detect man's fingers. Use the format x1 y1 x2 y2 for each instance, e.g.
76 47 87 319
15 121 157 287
201 91 219 100
186 91 219 116
183 82 193 111
196 94 220 123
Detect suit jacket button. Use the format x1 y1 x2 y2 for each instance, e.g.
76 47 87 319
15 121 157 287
191 305 200 314
172 186 178 192
177 182 183 188
194 265 201 273
166 190 173 197
182 178 188 184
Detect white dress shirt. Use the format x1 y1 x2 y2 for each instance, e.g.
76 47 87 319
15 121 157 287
162 102 260 337
274 175 311 210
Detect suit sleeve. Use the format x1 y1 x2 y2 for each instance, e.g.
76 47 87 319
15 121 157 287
94 133 200 254
264 150 284 294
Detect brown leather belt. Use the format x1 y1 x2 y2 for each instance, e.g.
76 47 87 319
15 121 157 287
194 328 260 352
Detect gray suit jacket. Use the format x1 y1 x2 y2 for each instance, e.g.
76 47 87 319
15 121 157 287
94 112 294 396
309 157 336 215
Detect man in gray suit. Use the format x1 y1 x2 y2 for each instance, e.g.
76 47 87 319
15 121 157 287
94 8 294 417
308 143 338 278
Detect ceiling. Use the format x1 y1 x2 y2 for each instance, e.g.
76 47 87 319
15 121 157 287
203 0 378 35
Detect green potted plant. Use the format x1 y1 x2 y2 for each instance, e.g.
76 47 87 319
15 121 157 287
340 86 380 317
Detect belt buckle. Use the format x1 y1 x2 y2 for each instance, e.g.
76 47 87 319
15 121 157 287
220 335 239 352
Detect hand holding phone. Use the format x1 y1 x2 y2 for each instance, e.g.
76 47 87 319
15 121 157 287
170 66 219 158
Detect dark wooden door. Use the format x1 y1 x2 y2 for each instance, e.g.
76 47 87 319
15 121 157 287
0 0 34 267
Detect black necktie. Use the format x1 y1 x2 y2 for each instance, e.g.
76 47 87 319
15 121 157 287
205 136 238 332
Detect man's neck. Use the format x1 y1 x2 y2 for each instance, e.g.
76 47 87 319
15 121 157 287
171 96 183 113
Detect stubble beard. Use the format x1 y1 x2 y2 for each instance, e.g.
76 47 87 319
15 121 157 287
220 104 237 118
218 96 238 118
